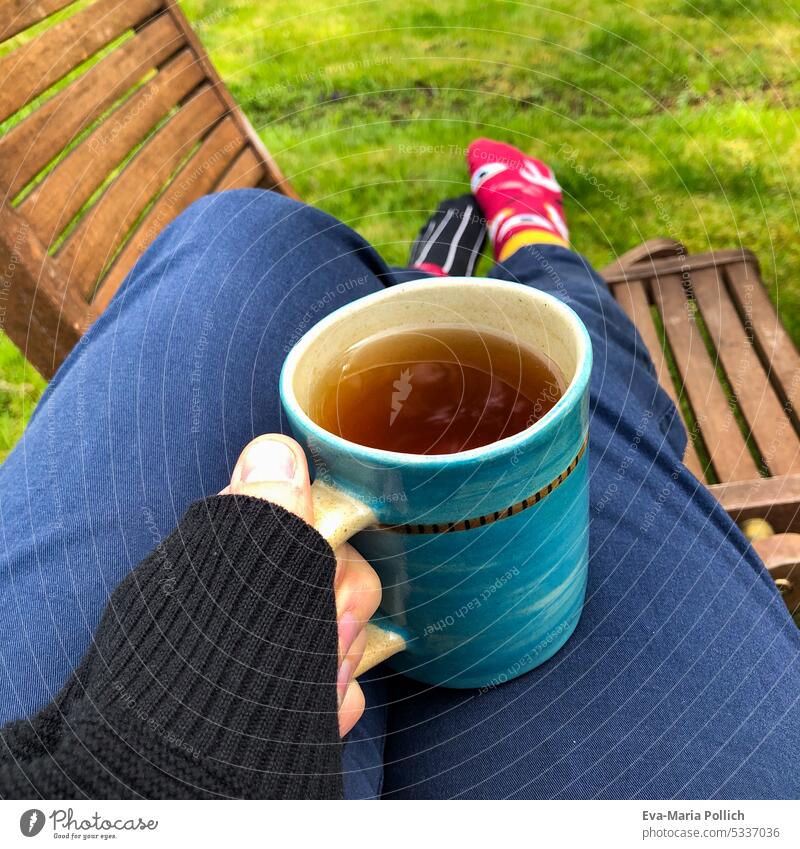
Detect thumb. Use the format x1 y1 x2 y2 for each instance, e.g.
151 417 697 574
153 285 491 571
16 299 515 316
228 434 314 525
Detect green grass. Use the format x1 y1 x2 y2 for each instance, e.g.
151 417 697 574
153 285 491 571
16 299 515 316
3 0 800 456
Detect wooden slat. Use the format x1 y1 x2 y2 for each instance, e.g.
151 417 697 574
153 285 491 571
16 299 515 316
613 280 705 479
602 248 756 285
0 203 87 378
602 238 684 279
690 266 800 476
0 0 79 43
614 280 682 402
652 273 761 483
214 147 264 192
57 84 224 295
20 47 202 246
710 474 800 535
751 533 800 615
0 15 183 198
0 0 163 123
162 0 296 198
725 260 800 431
93 116 244 310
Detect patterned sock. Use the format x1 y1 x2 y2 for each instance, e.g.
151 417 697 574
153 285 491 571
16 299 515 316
408 194 487 277
467 138 569 262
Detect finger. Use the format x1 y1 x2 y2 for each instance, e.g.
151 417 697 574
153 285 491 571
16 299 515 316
337 630 365 713
339 623 367 672
338 679 365 737
335 542 382 618
334 543 381 660
228 434 313 523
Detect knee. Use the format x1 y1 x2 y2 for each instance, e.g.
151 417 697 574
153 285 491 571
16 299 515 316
198 187 300 217
177 188 306 244
115 187 378 320
169 188 359 270
112 190 304 301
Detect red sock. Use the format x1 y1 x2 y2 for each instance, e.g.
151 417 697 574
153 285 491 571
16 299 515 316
467 138 568 261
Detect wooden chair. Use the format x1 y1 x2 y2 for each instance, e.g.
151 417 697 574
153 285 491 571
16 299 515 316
602 240 800 616
0 0 296 378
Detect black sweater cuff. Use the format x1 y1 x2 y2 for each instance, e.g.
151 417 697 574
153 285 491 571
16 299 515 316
94 495 343 797
1 495 345 799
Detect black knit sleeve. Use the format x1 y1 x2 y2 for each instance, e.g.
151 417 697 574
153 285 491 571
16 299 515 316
0 495 344 799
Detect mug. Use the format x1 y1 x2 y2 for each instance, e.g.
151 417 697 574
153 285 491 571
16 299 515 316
279 277 592 689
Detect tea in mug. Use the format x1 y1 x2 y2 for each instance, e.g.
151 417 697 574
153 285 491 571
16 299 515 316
314 325 564 454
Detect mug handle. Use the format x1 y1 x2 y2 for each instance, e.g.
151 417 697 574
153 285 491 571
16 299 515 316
311 479 407 676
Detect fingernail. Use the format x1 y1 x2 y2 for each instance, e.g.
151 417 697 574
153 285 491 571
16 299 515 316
240 439 297 483
338 611 359 661
337 659 355 707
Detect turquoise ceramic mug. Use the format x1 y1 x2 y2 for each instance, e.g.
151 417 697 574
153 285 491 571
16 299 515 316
280 278 592 689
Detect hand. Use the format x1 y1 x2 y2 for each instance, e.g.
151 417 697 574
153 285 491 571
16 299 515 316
223 434 381 737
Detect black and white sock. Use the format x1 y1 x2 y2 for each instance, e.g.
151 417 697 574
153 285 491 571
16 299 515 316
408 194 487 277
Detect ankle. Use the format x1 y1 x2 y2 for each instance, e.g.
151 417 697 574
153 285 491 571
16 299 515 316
411 261 449 277
498 230 569 262
407 195 487 277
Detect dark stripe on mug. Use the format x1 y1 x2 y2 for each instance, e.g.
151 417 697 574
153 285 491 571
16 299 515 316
379 437 588 534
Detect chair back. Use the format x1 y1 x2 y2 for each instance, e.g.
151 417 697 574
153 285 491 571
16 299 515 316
0 0 294 376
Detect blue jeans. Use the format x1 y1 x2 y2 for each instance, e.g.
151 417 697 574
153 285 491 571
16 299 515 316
1 189 797 799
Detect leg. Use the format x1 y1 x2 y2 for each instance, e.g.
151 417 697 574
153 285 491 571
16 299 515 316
402 194 487 279
380 243 800 798
0 189 387 796
385 194 488 287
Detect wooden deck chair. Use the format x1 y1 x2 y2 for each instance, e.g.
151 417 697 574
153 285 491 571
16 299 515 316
0 0 295 378
602 240 800 616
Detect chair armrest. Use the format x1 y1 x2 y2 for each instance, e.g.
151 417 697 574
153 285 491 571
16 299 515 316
752 533 800 615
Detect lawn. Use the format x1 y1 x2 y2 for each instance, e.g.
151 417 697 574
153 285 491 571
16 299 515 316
2 0 800 457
